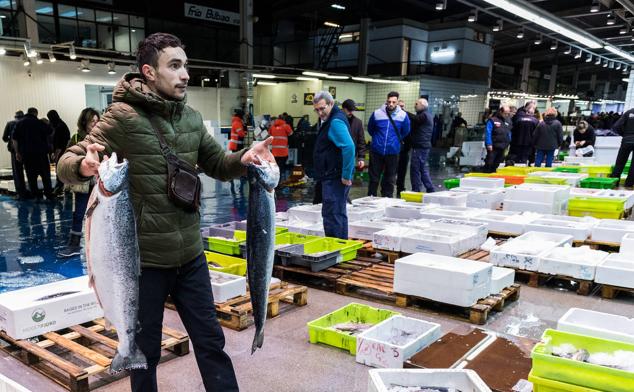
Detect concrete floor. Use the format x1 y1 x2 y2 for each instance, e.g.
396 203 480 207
3 152 634 391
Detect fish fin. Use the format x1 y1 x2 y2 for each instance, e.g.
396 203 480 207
251 329 264 355
109 344 147 374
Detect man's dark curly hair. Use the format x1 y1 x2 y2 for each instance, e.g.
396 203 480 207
136 33 185 79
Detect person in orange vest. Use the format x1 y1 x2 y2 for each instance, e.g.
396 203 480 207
228 109 246 152
269 114 293 178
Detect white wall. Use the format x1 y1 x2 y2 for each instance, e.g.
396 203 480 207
0 56 240 169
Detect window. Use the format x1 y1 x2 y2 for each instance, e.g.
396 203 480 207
35 1 53 15
97 24 114 49
112 12 128 26
0 0 16 10
58 4 76 18
59 17 77 43
130 15 144 28
96 10 112 23
76 7 95 21
38 15 56 43
113 25 130 52
78 20 97 47
130 28 145 50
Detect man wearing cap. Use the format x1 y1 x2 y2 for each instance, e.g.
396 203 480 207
341 99 367 170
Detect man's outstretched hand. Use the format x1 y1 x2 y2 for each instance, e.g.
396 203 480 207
79 143 107 177
241 137 275 166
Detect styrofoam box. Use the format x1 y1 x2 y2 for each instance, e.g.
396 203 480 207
489 231 574 271
368 369 492 392
433 219 488 250
591 219 634 244
277 219 320 233
356 316 441 369
528 171 588 186
570 187 604 197
402 218 435 231
352 196 405 208
491 266 515 294
595 253 634 288
394 253 492 307
538 247 608 280
463 188 505 210
301 223 325 237
400 229 475 256
423 191 468 207
470 210 533 235
504 199 567 215
0 276 103 340
347 205 385 222
595 135 622 148
349 218 409 241
373 227 424 251
557 308 634 345
620 232 634 254
599 189 634 210
209 271 247 303
275 211 289 223
384 202 438 220
287 204 323 223
524 215 597 241
505 183 570 204
419 206 489 220
460 177 504 189
0 374 31 392
565 156 596 164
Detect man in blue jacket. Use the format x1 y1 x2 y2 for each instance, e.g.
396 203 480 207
312 91 355 239
410 98 435 193
367 91 411 197
484 105 512 173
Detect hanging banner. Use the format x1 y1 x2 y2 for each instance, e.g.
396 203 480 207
184 3 240 26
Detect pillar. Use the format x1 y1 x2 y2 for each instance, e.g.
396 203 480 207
358 18 370 76
520 58 530 92
17 0 39 42
548 64 558 95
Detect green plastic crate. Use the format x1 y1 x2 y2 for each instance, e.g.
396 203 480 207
531 329 634 392
401 191 424 202
443 178 460 190
528 371 602 392
580 177 619 189
205 251 247 276
568 197 625 219
554 167 581 173
307 303 400 354
286 237 364 263
525 176 568 185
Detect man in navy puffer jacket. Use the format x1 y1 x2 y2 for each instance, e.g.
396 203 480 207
367 91 411 197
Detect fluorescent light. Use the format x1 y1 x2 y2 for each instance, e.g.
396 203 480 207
574 50 582 59
324 21 340 28
586 54 592 62
257 81 278 86
468 10 477 23
352 76 380 83
253 73 276 79
617 63 622 70
435 0 446 11
564 45 572 54
69 44 76 60
604 45 634 62
331 4 345 10
603 59 608 67
550 41 558 50
623 78 629 83
0 47 5 55
607 13 615 26
591 0 600 12
297 77 318 81
326 75 350 80
302 71 328 77
339 34 353 39
480 0 603 49
35 54 43 65
492 19 502 32
48 52 56 62
534 34 542 45
516 28 524 39
595 57 601 65
620 26 629 35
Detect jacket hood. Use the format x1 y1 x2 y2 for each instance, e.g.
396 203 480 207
382 104 403 115
113 73 186 117
272 118 286 126
544 115 557 123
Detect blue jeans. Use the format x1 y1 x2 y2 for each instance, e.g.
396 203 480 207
410 148 434 193
71 191 90 234
535 149 555 167
321 178 351 239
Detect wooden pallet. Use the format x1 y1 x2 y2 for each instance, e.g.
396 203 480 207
170 281 308 331
600 284 634 299
273 257 380 290
395 284 521 325
356 242 404 263
585 239 621 252
513 269 595 296
0 319 189 392
336 262 396 303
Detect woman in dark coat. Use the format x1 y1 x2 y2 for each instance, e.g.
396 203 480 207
532 107 564 167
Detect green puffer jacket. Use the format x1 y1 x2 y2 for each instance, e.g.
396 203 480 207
58 73 246 268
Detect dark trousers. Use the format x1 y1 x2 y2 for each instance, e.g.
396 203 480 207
410 148 434 193
131 253 238 392
71 191 90 234
368 151 398 198
321 179 350 239
275 156 288 180
509 145 531 165
611 143 634 187
23 154 52 196
396 143 411 196
484 148 506 173
535 149 555 168
10 151 28 197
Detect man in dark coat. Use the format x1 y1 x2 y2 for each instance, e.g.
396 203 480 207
509 101 538 165
2 110 29 199
47 110 70 194
341 99 367 170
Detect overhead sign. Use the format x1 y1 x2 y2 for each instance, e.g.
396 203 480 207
184 3 240 26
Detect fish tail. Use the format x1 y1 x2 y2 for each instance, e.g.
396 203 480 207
109 344 148 374
250 329 264 355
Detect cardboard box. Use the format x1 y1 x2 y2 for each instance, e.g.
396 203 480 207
0 276 103 340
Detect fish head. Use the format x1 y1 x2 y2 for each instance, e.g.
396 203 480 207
248 158 280 192
98 152 129 194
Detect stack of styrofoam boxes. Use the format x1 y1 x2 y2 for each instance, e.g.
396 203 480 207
470 210 540 236
397 218 488 256
453 187 505 210
459 141 486 167
394 253 492 307
356 315 441 368
593 135 622 165
384 202 439 220
527 171 588 187
209 271 247 302
489 231 574 271
538 246 609 281
504 183 570 215
373 226 426 252
368 369 492 392
422 191 468 207
591 219 634 244
349 218 410 241
460 177 505 189
347 204 385 222
0 276 104 339
283 204 324 236
418 206 489 221
490 267 515 294
433 219 488 251
557 308 634 344
524 214 598 242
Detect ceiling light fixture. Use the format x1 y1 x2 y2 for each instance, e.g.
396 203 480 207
69 44 76 60
550 40 558 50
591 0 600 13
480 0 603 49
586 53 593 63
107 61 116 75
516 28 524 39
80 59 91 72
621 26 629 35
435 0 447 11
21 54 29 67
616 63 622 70
564 45 572 54
257 81 278 86
492 19 503 32
534 34 542 45
574 49 582 59
604 44 634 62
297 77 318 81
324 21 340 28
624 65 629 73
35 53 43 65
302 71 329 78
595 56 602 65
623 78 629 83
603 59 609 67
331 4 345 10
326 75 350 80
252 73 276 79
468 9 478 23
23 41 36 58
0 47 5 56
607 12 616 26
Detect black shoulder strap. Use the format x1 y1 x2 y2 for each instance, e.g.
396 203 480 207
387 110 402 144
148 117 174 159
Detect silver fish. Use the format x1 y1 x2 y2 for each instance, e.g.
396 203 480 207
85 153 147 373
246 159 279 354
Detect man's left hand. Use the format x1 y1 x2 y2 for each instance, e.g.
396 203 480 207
342 178 352 186
241 137 275 166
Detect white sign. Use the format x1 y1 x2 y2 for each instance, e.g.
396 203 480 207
184 3 240 26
